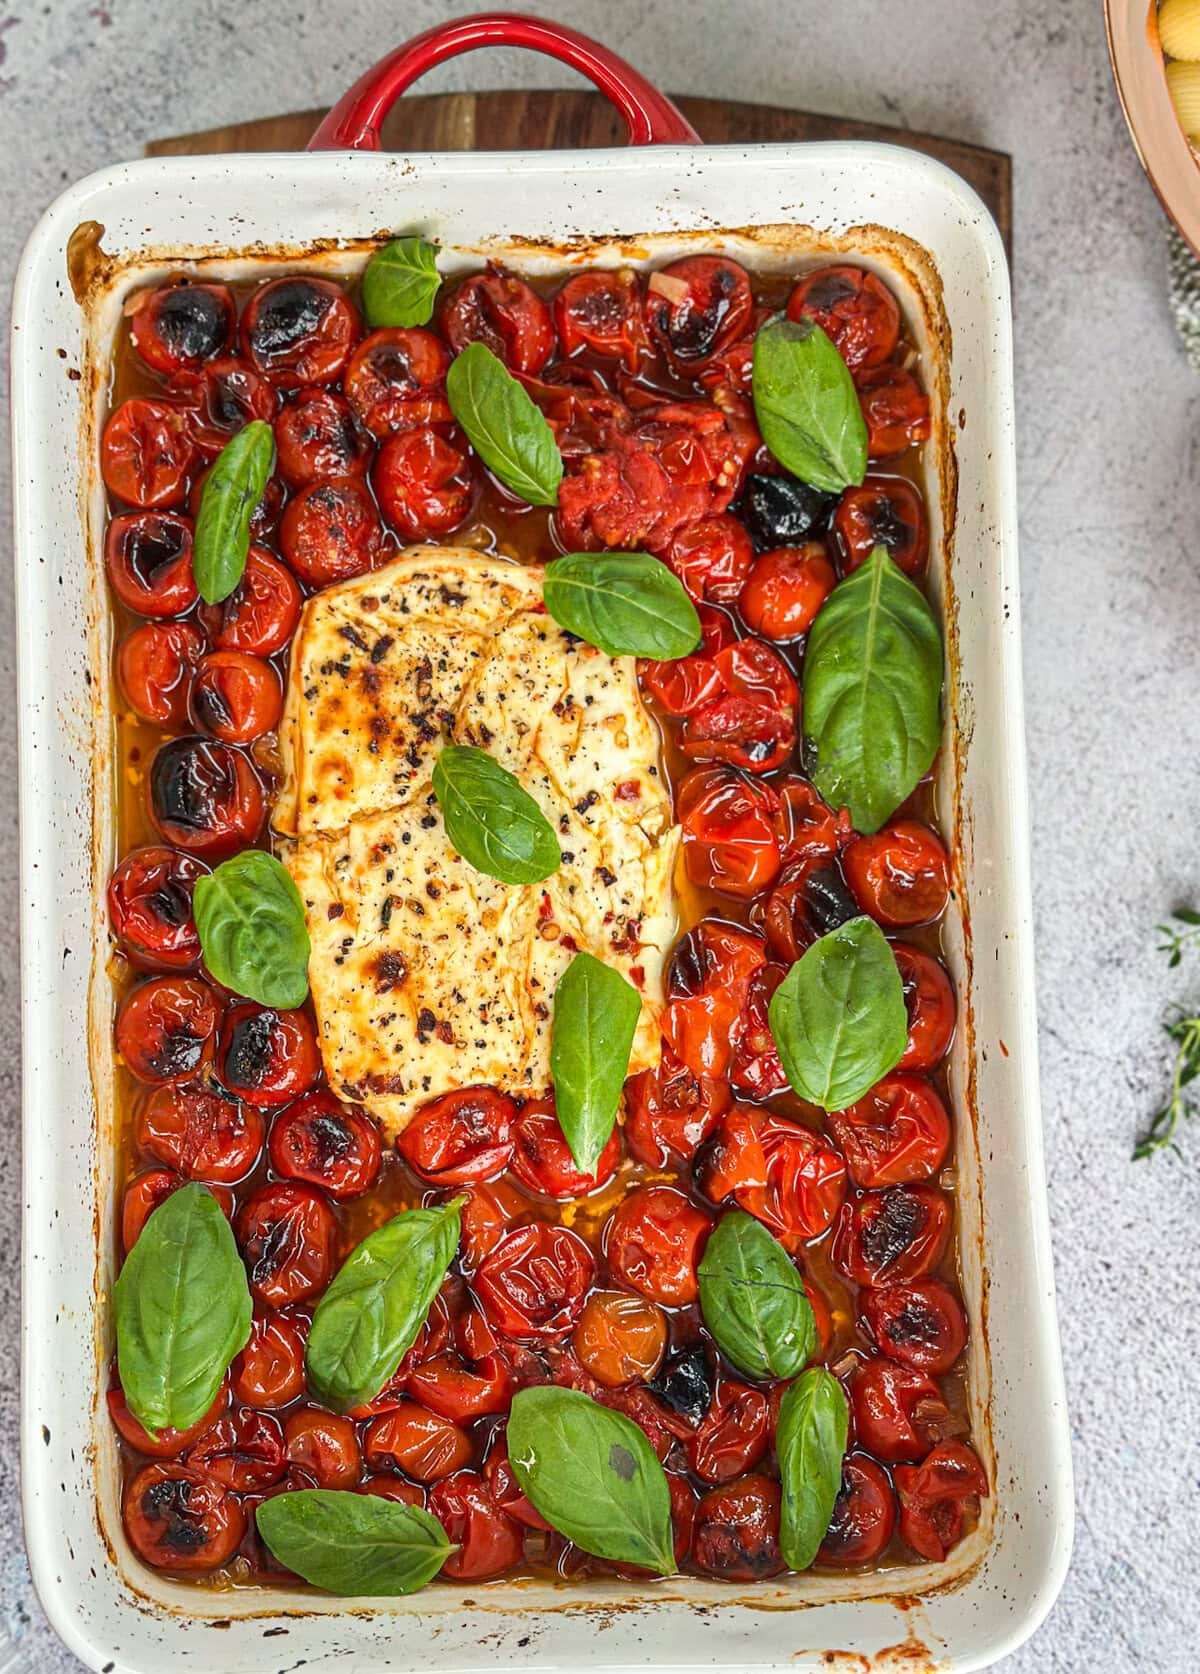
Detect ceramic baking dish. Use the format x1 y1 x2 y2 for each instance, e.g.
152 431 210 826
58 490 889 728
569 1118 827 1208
10 14 1072 1673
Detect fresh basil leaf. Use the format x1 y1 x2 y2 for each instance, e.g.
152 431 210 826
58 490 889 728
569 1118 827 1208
543 551 701 660
193 419 275 604
507 1386 675 1574
775 1369 849 1571
361 236 441 329
114 1182 251 1437
256 1489 453 1595
697 1210 816 1380
305 1198 463 1413
768 915 906 1111
802 545 943 832
193 850 310 1009
431 743 561 886
445 341 562 506
752 315 868 493
550 951 641 1176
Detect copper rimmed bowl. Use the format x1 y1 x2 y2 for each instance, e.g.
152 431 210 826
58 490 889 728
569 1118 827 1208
1107 0 1200 253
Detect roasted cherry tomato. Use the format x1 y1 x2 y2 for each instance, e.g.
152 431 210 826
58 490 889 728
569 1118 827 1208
231 1309 308 1408
738 544 835 640
687 1371 770 1484
218 1003 322 1108
726 963 788 1099
830 1185 951 1287
274 387 371 487
666 514 754 604
199 546 302 657
118 622 206 728
739 1114 847 1242
777 779 847 864
482 1438 550 1530
855 363 931 457
241 277 361 389
786 266 901 372
279 476 384 590
186 1405 286 1491
817 1454 897 1566
843 820 951 928
739 472 838 552
115 975 220 1085
358 1475 426 1507
268 1089 381 1199
430 1469 525 1580
236 1181 337 1308
894 1441 987 1561
189 650 282 744
639 605 737 716
572 1290 668 1388
129 279 235 374
440 266 555 374
759 859 855 964
372 426 475 540
344 327 452 438
102 398 195 508
475 1222 595 1341
848 1356 957 1463
508 1096 620 1199
108 846 207 972
148 736 265 858
173 356 280 456
694 1103 768 1206
397 1087 516 1186
861 1278 967 1376
105 511 197 616
107 1382 226 1460
605 1185 711 1307
644 257 753 369
681 639 798 774
459 1178 530 1273
406 1306 515 1423
363 1400 473 1482
894 945 956 1070
833 475 928 576
121 1169 232 1252
624 1045 730 1169
553 269 646 370
135 1082 263 1181
828 1074 951 1189
692 1473 784 1580
663 920 766 1080
283 1409 362 1489
122 1461 245 1571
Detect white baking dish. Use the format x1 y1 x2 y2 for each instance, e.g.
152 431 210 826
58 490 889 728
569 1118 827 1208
11 19 1072 1674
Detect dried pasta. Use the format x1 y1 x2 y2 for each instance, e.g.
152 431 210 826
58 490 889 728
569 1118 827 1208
1160 0 1200 61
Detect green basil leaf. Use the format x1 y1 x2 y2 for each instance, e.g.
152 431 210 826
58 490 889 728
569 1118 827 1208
193 419 275 604
697 1210 816 1380
305 1199 463 1413
361 236 441 329
445 341 562 506
192 850 310 1009
114 1182 251 1437
802 545 943 833
542 551 701 660
507 1386 675 1574
768 915 906 1111
752 315 868 492
776 1368 849 1571
550 951 641 1175
256 1490 453 1595
431 743 561 885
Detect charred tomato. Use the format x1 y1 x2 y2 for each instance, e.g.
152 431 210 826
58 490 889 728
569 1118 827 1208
147 736 265 858
241 276 361 389
236 1181 337 1309
279 477 384 589
268 1089 381 1199
218 1003 322 1108
108 846 207 972
105 511 197 617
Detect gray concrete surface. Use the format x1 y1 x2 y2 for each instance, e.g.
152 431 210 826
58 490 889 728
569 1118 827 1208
1 0 1197 1668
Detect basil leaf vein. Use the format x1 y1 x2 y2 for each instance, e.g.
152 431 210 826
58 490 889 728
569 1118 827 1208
193 850 310 1009
550 951 641 1176
752 315 867 493
543 551 701 660
256 1489 454 1595
193 419 275 604
697 1210 817 1380
776 1368 849 1571
361 236 441 329
431 744 561 885
445 341 562 506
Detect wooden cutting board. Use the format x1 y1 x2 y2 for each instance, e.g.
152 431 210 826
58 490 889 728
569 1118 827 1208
147 91 1011 258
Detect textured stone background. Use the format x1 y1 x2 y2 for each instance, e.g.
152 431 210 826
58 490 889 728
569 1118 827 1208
2 0 1198 1668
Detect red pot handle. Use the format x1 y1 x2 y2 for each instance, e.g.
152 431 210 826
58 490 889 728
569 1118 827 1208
308 11 700 151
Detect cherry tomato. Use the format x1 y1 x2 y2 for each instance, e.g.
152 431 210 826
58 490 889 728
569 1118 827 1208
855 363 931 457
830 1185 951 1287
817 1455 897 1566
728 963 790 1099
241 276 361 389
279 476 384 590
105 511 197 616
760 857 858 965
173 356 280 456
430 1469 525 1580
117 622 205 728
662 920 766 1080
269 1089 381 1199
605 1185 711 1307
828 1074 951 1189
482 1438 550 1530
363 1400 473 1482
692 1473 784 1580
694 1103 768 1206
372 426 475 540
358 1475 426 1507
572 1290 668 1388
681 639 798 774
833 476 928 576
861 1278 967 1376
237 1181 337 1308
129 279 235 374
283 1408 362 1489
397 1086 515 1186
475 1222 595 1341
186 1405 286 1491
135 1082 263 1182
231 1310 308 1408
121 1169 233 1252
122 1461 245 1571
553 269 646 370
738 544 835 640
556 416 738 554
406 1306 515 1422
843 821 951 928
894 945 956 1070
102 398 195 508
624 1045 730 1169
115 975 220 1085
644 257 752 369
344 328 452 438
274 387 371 487
666 515 754 604
893 1441 987 1561
441 266 555 374
687 1371 770 1484
189 650 282 744
108 846 207 972
107 1383 226 1459
508 1096 620 1199
147 736 265 858
459 1178 529 1273
218 1003 321 1108
639 605 737 716
735 1115 847 1243
848 1356 956 1463
786 266 901 372
199 546 302 657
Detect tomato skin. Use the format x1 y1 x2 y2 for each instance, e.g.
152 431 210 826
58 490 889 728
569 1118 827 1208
848 1356 955 1463
236 1181 337 1309
572 1290 668 1388
786 266 901 372
218 1003 322 1109
666 514 754 604
459 1178 528 1273
407 1307 515 1423
476 1222 595 1341
102 398 195 508
135 1082 263 1182
115 976 221 1086
692 1472 784 1580
430 1469 525 1580
172 355 280 456
372 426 475 539
893 1441 987 1561
363 1400 473 1482
147 736 265 858
831 1185 951 1287
663 920 767 1081
735 1115 847 1243
828 1074 951 1189
644 257 753 369
241 277 361 389
106 511 197 617
274 387 372 486
508 1096 620 1199
728 963 789 1100
624 1045 730 1170
738 544 836 640
344 327 452 439
397 1087 516 1187
358 1475 426 1506
893 945 956 1070
231 1310 308 1408
861 1278 967 1376
129 280 236 374
122 1461 245 1571
283 1408 362 1489
189 650 282 744
605 1185 712 1307
843 821 951 928
856 363 931 458
553 269 646 370
482 1438 550 1530
639 604 737 716
108 846 207 972
686 1372 770 1484
817 1455 897 1566
279 476 384 590
186 1405 287 1491
117 622 204 729
199 546 302 658
268 1089 381 1200
107 1383 226 1459
441 267 555 374
680 639 798 775
833 476 928 577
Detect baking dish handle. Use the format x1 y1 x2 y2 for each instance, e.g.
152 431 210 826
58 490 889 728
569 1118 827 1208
307 11 700 151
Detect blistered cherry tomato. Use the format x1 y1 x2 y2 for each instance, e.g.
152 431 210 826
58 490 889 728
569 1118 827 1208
430 1469 525 1580
856 363 931 457
737 1115 847 1243
406 1308 514 1424
231 1310 308 1408
605 1185 711 1307
218 1003 322 1108
644 257 752 369
572 1290 668 1388
268 1090 380 1199
372 426 474 540
509 1096 620 1198
189 650 282 744
692 1473 784 1580
482 1439 550 1530
358 1475 426 1507
760 859 854 965
786 266 901 372
107 1382 226 1459
363 1401 473 1482
694 1104 767 1207
639 605 737 716
831 1185 951 1287
861 1278 967 1375
738 544 835 640
397 1086 515 1186
441 266 555 374
136 1082 263 1181
129 279 235 373
475 1222 595 1340
681 639 798 774
818 1455 897 1566
118 622 205 728
344 328 452 438
123 1461 245 1571
666 515 754 604
848 1356 956 1463
237 1181 337 1308
894 1441 987 1561
115 975 220 1085
105 511 197 616
279 476 384 589
173 356 280 456
459 1178 529 1272
687 1372 770 1485
828 1074 951 1189
241 277 361 389
284 1409 362 1489
199 546 302 657
553 269 645 370
728 963 790 1099
834 476 928 576
102 398 195 508
186 1406 286 1491
274 388 371 487
108 846 206 972
894 945 956 1070
624 1045 730 1169
663 920 766 1080
121 1169 232 1252
843 821 950 928
148 737 264 863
